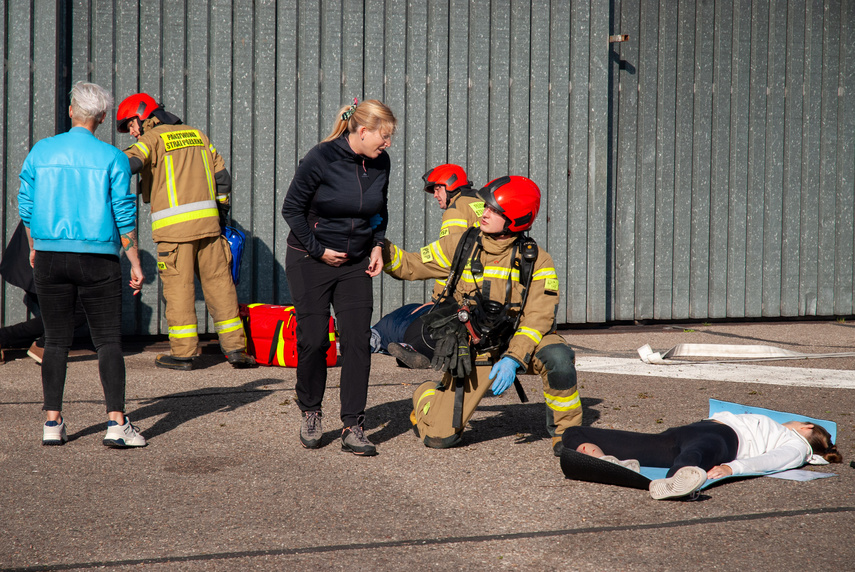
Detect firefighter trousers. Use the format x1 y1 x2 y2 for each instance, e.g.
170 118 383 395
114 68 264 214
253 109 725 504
411 333 581 449
156 236 246 358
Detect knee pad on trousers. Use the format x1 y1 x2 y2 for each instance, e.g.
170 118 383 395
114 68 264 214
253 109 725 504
535 344 577 390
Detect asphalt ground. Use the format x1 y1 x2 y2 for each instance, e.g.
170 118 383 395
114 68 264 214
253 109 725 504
1 320 853 571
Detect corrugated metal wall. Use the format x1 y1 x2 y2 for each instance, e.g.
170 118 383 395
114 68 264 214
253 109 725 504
1 0 852 334
611 0 855 320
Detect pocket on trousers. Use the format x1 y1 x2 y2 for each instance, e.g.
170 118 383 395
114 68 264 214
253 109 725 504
218 235 233 267
156 243 180 277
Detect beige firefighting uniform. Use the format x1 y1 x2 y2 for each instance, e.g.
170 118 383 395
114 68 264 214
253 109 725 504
384 230 582 448
432 192 484 299
125 118 246 357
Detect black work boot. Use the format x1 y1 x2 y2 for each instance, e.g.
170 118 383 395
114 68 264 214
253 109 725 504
387 342 431 369
225 350 257 368
155 354 194 371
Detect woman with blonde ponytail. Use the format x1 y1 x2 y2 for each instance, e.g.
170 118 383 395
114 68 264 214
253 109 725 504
282 98 397 456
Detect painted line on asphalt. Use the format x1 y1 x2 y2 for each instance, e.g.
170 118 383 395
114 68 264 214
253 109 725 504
576 357 855 389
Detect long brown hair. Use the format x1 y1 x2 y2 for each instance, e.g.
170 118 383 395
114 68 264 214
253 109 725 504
805 424 843 463
323 99 397 143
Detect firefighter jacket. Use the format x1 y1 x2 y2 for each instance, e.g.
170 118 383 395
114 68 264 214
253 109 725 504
432 188 484 298
383 230 560 368
124 117 228 243
438 187 483 239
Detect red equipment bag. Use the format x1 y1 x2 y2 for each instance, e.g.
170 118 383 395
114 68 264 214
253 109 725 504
239 304 337 367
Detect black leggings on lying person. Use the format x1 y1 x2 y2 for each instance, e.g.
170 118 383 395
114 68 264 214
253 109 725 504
561 421 739 477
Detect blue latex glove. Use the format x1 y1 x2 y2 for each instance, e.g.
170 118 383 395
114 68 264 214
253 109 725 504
488 357 520 396
369 213 384 229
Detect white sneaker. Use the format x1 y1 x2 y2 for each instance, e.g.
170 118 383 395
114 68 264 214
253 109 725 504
600 455 641 473
43 419 68 446
649 466 708 500
103 416 147 448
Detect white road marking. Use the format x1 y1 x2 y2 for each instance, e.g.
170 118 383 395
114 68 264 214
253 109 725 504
576 357 855 389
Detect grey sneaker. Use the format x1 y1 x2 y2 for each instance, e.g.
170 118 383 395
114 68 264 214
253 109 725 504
300 410 323 449
341 418 377 456
649 466 707 500
600 455 641 473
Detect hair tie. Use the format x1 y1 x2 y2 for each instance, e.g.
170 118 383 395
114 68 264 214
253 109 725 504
341 97 359 122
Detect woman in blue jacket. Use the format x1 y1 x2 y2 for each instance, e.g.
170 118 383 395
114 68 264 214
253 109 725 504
282 99 397 456
18 82 145 448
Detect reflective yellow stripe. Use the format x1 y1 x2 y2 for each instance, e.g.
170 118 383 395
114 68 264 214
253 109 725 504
201 149 215 201
417 389 435 409
216 194 229 204
533 267 558 280
514 326 543 344
544 391 581 412
328 332 336 341
151 207 219 231
483 266 520 282
209 143 217 154
429 241 450 268
384 244 403 272
277 331 286 365
133 141 150 158
440 218 469 230
168 325 198 339
214 317 243 335
164 155 177 207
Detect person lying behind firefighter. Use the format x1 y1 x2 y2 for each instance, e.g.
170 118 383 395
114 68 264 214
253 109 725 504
382 176 581 455
562 412 842 500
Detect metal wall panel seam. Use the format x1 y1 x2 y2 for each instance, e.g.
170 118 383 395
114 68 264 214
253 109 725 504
653 0 678 320
780 0 806 317
670 0 696 320
613 0 639 321
744 0 771 318
708 0 733 319
760 0 787 317
725 0 752 318
688 0 713 319
816 0 840 314
568 0 591 324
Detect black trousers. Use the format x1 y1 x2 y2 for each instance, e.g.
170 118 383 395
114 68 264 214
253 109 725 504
285 248 373 427
34 251 126 413
561 421 739 477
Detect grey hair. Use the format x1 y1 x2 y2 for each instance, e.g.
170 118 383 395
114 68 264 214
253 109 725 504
70 81 113 122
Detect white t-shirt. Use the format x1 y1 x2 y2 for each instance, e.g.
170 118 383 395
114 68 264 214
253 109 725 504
709 412 813 475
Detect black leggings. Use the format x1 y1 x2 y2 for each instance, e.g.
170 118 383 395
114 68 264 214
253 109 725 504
561 421 739 477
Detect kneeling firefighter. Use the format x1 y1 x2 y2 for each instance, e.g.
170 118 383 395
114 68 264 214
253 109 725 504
382 176 581 455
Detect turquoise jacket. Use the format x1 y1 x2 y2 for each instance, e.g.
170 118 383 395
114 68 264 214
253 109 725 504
18 127 134 257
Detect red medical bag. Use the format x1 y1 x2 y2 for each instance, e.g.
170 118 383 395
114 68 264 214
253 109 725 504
239 304 337 367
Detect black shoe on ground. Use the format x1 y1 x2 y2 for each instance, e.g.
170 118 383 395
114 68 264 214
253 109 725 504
155 354 194 371
226 350 257 368
341 418 377 456
387 342 431 369
300 410 323 449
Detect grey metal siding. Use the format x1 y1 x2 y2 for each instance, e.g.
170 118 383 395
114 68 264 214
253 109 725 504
1 1 854 332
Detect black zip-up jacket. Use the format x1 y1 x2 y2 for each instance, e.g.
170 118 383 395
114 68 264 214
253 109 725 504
282 135 389 261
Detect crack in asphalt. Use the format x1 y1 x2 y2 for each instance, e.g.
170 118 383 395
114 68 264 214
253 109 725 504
4 506 853 571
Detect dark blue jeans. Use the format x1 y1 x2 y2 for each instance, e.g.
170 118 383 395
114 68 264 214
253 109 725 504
34 251 126 413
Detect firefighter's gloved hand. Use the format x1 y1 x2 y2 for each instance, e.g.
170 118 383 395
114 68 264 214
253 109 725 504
489 357 521 396
217 202 230 231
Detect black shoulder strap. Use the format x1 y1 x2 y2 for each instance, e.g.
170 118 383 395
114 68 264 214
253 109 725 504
432 226 480 305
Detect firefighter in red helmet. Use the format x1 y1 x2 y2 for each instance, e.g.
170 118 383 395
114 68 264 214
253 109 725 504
383 176 582 454
116 93 255 370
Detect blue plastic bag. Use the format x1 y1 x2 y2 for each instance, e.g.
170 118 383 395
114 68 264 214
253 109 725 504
223 226 245 285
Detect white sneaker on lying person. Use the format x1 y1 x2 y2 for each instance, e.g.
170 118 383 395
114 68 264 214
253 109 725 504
599 455 641 473
649 466 707 500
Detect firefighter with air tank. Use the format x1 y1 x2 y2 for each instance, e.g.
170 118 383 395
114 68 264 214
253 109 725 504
382 176 582 455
